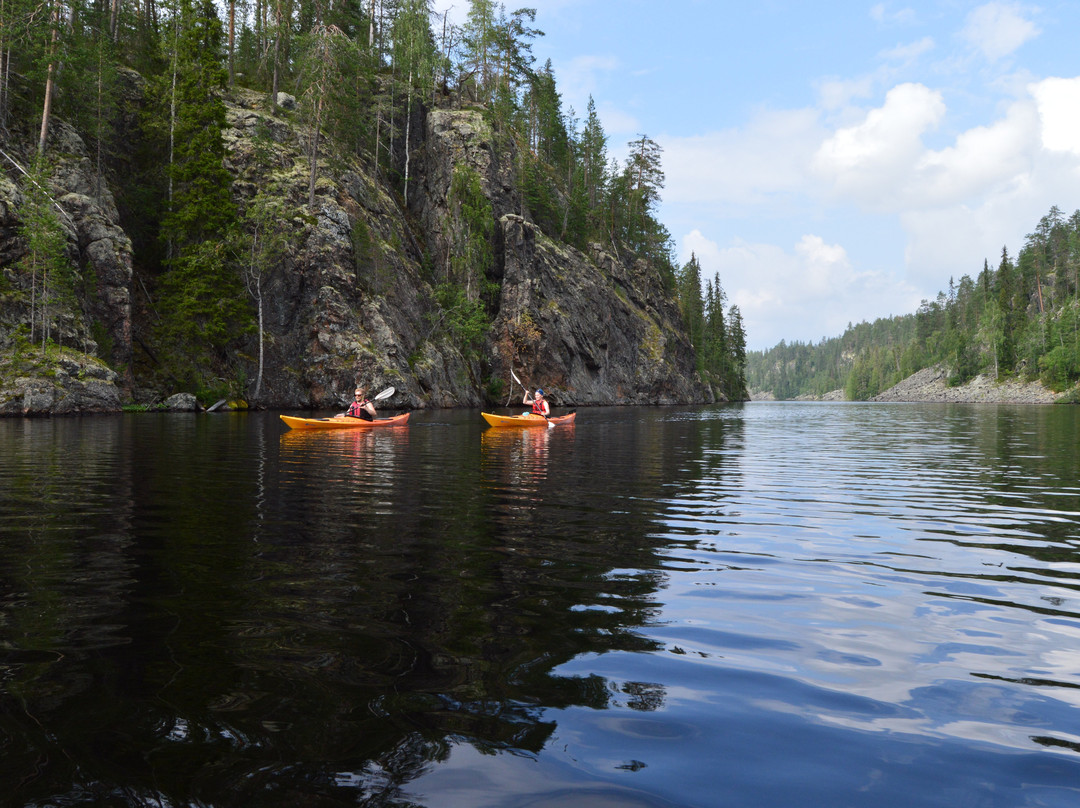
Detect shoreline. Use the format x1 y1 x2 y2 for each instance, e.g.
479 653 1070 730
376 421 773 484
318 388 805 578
752 365 1071 404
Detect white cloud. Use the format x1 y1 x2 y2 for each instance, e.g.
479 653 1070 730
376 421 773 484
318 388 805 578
960 2 1040 62
915 98 1037 205
816 36 933 113
559 54 620 111
795 234 852 296
817 76 877 111
598 105 642 153
902 143 1080 287
870 3 917 26
812 83 945 204
683 230 922 350
879 36 935 64
1031 77 1080 156
661 108 822 208
668 66 1080 348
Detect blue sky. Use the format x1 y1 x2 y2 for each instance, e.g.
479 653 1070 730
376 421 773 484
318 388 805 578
434 1 1080 350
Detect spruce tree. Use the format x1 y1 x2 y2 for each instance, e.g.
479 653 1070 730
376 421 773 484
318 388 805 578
678 253 704 368
156 0 247 390
726 304 748 399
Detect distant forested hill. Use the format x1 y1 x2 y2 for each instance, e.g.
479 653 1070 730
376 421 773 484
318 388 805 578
748 206 1080 401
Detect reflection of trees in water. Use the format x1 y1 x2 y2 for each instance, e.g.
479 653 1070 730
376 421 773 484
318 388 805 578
0 410 742 805
622 680 667 712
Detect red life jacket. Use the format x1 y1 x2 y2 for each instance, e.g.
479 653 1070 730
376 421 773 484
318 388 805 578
531 399 548 416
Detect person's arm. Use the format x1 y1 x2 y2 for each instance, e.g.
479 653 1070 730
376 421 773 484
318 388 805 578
363 400 376 417
523 390 534 405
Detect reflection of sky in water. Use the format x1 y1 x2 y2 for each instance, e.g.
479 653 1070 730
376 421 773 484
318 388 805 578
4 405 1080 807
541 403 1080 769
476 403 1080 808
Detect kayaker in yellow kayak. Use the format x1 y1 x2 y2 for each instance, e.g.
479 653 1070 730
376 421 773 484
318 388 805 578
523 387 550 418
345 387 377 420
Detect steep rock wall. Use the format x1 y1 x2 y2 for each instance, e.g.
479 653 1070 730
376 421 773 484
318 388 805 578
0 119 133 413
1 86 709 412
218 89 482 411
412 106 710 407
490 215 710 405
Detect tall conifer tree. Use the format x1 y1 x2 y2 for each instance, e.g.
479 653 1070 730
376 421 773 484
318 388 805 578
156 0 246 388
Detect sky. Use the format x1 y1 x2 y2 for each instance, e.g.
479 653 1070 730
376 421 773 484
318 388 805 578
431 0 1080 351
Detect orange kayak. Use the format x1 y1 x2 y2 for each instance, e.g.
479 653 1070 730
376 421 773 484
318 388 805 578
481 411 576 427
280 412 410 430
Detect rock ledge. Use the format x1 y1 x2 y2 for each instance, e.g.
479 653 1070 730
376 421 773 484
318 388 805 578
872 365 1060 404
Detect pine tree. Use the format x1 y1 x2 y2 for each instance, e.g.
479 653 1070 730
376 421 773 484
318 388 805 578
460 0 497 103
297 21 356 209
579 96 607 219
624 134 663 248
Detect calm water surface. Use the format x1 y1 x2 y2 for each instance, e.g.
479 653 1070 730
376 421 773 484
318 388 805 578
1 403 1079 807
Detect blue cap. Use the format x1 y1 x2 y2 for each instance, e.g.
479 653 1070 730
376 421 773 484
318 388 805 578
536 388 544 396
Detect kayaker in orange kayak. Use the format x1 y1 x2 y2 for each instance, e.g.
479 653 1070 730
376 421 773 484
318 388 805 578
523 387 550 418
345 387 376 420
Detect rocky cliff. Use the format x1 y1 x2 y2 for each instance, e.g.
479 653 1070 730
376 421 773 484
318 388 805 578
0 81 711 414
0 117 133 414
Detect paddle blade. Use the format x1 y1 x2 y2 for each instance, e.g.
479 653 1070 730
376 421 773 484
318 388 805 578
373 386 395 401
510 369 523 388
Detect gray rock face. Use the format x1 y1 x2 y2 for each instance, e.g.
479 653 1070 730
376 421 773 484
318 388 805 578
872 365 1059 403
1 86 711 414
490 215 710 405
0 355 121 415
0 119 133 412
413 108 709 407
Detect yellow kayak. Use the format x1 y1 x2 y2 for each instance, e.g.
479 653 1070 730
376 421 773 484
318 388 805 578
481 411 576 427
280 412 410 430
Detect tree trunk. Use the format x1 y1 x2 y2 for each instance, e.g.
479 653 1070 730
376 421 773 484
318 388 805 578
30 254 36 345
270 0 281 108
255 271 264 398
37 1 61 156
228 0 236 85
403 70 412 206
308 93 323 209
166 13 178 261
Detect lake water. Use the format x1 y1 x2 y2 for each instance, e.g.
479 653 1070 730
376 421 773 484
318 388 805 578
1 402 1079 807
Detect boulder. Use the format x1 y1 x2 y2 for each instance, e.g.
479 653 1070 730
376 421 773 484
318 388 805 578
163 393 200 411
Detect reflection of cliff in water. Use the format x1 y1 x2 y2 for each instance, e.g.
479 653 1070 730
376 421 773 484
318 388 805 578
0 408 742 805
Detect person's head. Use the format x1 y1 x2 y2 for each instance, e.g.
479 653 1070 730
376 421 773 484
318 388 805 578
355 387 365 399
535 388 544 398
